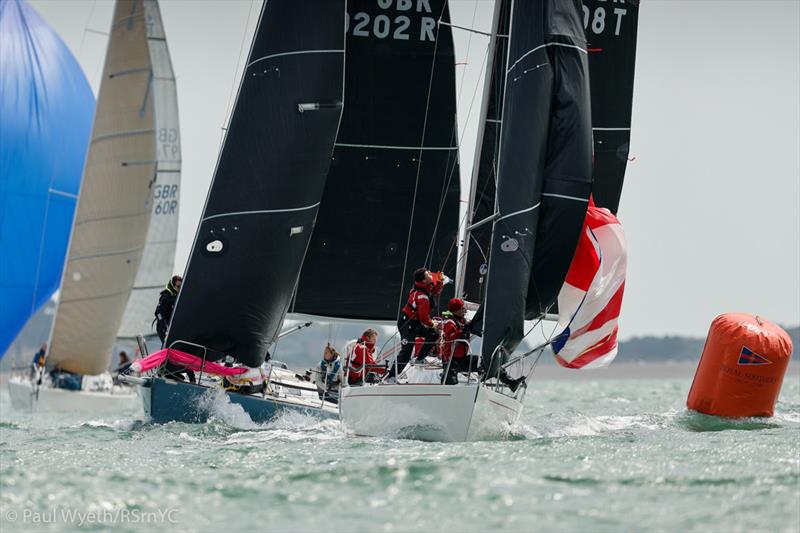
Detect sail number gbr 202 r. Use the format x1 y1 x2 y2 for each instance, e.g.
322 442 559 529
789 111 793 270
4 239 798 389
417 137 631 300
347 0 437 42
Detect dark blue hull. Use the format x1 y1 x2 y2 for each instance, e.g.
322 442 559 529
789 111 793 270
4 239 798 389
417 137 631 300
142 377 337 424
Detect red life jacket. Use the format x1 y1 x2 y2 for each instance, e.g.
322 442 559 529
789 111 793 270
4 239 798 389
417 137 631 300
347 336 385 382
401 281 435 327
441 314 469 361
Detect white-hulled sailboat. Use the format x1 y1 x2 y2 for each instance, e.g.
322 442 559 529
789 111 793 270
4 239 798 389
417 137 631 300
336 0 639 441
9 0 180 412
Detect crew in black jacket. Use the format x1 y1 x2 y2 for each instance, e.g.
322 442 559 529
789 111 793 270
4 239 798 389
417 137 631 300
154 275 195 383
155 275 182 344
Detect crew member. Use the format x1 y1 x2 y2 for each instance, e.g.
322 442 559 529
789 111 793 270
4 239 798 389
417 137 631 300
30 343 47 380
440 298 480 384
154 275 182 345
390 268 444 377
315 344 342 403
347 329 385 386
153 275 195 383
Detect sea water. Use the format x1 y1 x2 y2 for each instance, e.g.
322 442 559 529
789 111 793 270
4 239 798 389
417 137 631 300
1 374 798 532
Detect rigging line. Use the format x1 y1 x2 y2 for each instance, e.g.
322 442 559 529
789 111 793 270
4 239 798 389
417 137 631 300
219 0 257 149
395 0 448 319
77 0 98 63
439 20 507 39
424 39 492 268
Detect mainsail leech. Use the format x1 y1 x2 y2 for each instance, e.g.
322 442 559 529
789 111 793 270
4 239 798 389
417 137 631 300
166 0 346 367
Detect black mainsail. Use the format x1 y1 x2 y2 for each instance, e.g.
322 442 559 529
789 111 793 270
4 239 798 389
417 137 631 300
584 0 639 213
477 0 593 374
166 1 346 367
292 0 461 322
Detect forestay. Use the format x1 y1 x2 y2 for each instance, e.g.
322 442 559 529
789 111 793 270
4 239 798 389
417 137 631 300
0 0 94 359
117 0 181 340
49 0 157 375
293 0 461 322
166 0 346 367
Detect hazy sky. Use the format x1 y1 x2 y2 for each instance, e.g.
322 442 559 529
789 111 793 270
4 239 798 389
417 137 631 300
28 0 800 339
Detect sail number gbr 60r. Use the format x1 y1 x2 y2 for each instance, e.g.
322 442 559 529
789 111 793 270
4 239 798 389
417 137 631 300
346 0 437 42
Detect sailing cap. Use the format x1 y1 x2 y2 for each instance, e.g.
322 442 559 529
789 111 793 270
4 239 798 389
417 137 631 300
448 298 465 312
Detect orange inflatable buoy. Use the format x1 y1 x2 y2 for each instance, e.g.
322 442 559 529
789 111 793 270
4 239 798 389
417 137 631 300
687 313 793 418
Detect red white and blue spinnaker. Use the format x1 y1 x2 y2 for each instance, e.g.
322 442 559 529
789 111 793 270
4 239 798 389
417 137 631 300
552 202 627 369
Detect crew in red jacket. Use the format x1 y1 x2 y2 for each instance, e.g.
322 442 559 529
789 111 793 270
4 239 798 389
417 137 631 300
347 328 385 385
388 268 444 378
440 298 480 384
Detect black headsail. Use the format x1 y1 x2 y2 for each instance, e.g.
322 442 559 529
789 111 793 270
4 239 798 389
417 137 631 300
479 0 593 374
584 0 639 213
292 0 461 321
166 1 345 367
458 0 512 304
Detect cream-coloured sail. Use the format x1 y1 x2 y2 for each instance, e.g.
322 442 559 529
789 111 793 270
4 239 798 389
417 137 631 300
117 0 181 340
49 0 156 374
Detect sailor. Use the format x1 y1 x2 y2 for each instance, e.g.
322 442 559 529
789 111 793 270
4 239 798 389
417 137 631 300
315 344 342 403
153 275 195 383
440 298 480 384
113 350 132 385
154 275 182 345
390 268 443 377
30 343 47 380
347 329 385 386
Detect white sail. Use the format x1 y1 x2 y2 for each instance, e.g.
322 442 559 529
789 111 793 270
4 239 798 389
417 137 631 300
117 0 181 340
48 0 156 375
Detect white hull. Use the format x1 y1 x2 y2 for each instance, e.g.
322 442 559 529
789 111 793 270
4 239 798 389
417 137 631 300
7 377 137 413
339 382 523 442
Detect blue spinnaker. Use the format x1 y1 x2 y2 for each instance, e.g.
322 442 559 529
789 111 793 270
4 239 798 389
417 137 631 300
0 0 94 358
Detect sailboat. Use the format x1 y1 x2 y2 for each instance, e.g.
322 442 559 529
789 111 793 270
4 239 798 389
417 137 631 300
338 0 640 441
0 0 94 363
121 0 348 423
8 0 178 412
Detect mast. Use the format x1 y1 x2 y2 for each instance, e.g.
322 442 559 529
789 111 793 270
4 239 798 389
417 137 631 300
456 0 504 300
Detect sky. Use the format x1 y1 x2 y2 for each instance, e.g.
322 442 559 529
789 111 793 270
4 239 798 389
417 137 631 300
27 0 800 340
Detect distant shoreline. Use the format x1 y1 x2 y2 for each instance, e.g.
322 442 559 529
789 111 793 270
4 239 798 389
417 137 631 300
528 360 799 381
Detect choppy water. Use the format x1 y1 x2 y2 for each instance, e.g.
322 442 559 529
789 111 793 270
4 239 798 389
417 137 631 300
1 376 798 532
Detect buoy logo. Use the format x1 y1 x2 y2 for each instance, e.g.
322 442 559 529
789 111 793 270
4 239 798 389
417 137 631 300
737 346 771 366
